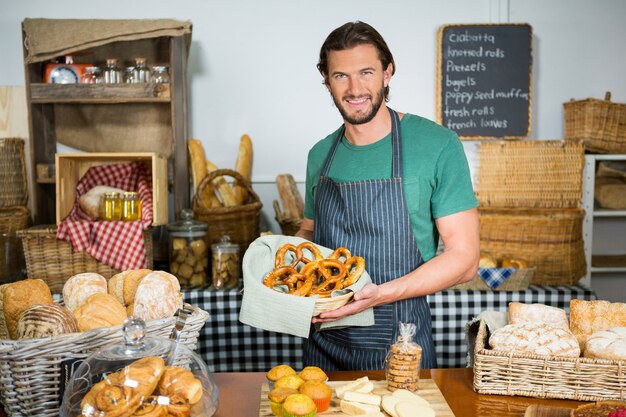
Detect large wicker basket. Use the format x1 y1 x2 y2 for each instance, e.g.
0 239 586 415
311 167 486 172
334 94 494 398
478 208 586 285
0 138 28 207
475 140 585 209
473 319 626 401
17 225 153 293
0 206 30 235
564 92 626 154
0 304 209 417
192 169 262 253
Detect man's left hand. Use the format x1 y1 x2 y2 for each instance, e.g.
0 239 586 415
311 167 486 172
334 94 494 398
311 283 380 323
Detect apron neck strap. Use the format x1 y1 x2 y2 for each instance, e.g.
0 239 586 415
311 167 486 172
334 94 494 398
321 107 403 177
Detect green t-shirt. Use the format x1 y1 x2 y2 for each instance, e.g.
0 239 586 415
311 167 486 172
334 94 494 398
304 113 478 261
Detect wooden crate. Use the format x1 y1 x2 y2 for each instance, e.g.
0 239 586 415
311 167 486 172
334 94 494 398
55 152 168 226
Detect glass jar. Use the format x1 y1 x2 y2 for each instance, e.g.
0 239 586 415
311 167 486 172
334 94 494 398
166 209 209 288
80 66 102 84
103 58 121 83
124 66 136 83
211 235 240 290
60 317 219 417
133 57 151 83
101 192 122 221
150 65 170 83
121 191 142 221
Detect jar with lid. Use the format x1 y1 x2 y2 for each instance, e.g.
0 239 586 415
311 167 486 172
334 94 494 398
124 66 136 83
80 66 102 84
211 235 240 289
166 209 209 288
101 191 122 220
150 65 170 83
121 191 142 221
103 58 122 83
133 57 151 83
60 316 219 417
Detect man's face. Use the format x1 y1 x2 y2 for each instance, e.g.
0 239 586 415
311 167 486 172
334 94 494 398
325 44 392 125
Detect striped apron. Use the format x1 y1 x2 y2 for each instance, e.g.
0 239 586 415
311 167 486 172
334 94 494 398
303 108 437 370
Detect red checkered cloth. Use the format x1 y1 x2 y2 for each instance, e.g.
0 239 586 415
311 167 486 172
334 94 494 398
57 162 153 271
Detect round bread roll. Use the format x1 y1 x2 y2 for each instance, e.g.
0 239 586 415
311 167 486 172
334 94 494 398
16 303 79 339
489 322 581 357
584 326 626 361
108 269 152 306
78 185 126 219
73 293 127 331
2 279 54 339
63 273 107 312
132 271 183 321
501 258 529 269
478 253 497 268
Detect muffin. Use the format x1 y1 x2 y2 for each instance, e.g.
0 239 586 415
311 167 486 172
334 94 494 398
299 380 332 412
298 366 328 382
275 375 305 390
282 393 317 417
267 364 297 382
268 387 299 417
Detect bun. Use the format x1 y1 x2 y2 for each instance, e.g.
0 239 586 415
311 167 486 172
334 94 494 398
73 293 127 331
570 299 626 350
501 258 529 269
479 253 497 268
63 273 107 312
233 134 253 204
78 185 125 219
132 271 182 321
508 302 569 331
2 279 53 339
16 304 79 339
584 326 626 361
107 269 152 306
158 366 203 404
489 322 580 357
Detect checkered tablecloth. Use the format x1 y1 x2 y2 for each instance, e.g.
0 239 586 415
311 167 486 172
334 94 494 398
184 285 597 372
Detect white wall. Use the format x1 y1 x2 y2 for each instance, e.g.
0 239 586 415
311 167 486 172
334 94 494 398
1 0 625 300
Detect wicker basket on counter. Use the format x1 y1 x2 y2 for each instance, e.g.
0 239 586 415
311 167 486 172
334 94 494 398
0 206 30 235
473 319 626 401
564 92 626 154
478 208 586 285
0 304 209 417
450 268 534 291
0 138 28 208
17 225 153 293
475 140 585 209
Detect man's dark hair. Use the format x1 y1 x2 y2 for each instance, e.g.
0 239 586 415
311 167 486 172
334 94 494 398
317 21 396 100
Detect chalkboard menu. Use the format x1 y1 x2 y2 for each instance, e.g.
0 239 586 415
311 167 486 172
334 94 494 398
436 24 533 139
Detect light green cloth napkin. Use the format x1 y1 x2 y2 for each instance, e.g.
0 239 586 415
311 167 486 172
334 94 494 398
239 235 375 338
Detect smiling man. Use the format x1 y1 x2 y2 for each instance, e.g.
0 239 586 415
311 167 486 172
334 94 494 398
296 21 480 371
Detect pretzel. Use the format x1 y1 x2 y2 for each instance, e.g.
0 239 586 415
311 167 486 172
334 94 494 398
296 241 324 264
274 244 299 268
343 256 366 287
306 259 347 298
274 242 324 269
263 266 314 296
329 246 351 262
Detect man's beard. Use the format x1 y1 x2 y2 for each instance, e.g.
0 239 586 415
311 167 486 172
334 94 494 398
332 85 385 125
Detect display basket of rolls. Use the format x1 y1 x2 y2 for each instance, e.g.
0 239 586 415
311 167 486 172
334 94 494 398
0 271 209 417
17 225 153 293
472 313 626 401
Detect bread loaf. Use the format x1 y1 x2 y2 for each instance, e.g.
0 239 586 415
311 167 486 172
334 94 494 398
189 139 221 208
206 160 238 207
276 174 304 219
78 185 126 219
489 322 580 357
132 271 183 321
73 292 127 331
584 326 626 361
233 134 253 204
570 299 626 350
108 269 152 306
63 273 107 312
16 304 79 339
2 279 53 339
508 302 569 331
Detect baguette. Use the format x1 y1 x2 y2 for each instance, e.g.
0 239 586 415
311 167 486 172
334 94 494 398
188 139 220 208
276 174 304 219
233 134 253 204
206 160 238 207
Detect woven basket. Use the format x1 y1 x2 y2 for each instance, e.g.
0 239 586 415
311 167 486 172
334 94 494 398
473 320 626 401
192 169 262 254
478 208 586 285
475 140 585 209
564 92 626 154
276 216 302 236
0 304 208 417
0 138 28 208
450 268 534 291
0 206 30 235
17 225 153 293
